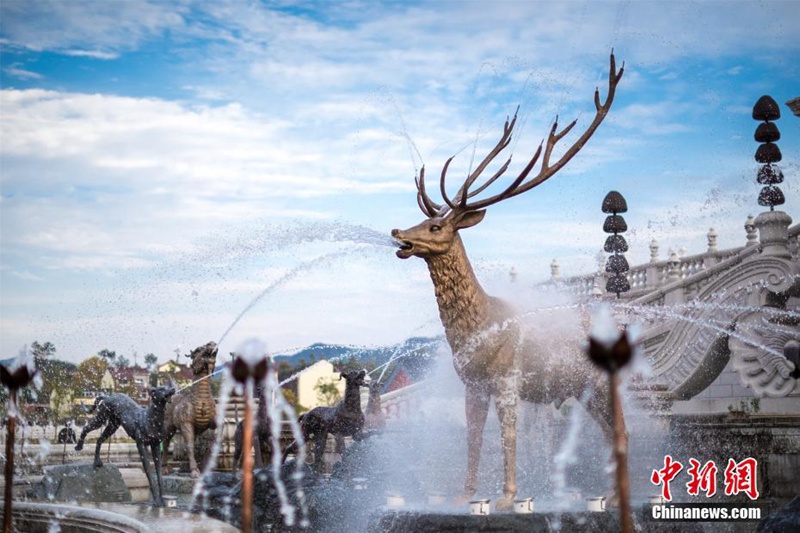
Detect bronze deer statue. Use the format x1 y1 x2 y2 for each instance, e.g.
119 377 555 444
391 53 623 510
282 369 368 469
363 379 386 432
233 382 273 469
162 341 218 477
75 385 176 506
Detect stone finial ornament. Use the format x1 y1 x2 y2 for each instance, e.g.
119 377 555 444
707 228 718 253
602 190 630 297
549 260 560 281
752 95 785 210
649 238 659 263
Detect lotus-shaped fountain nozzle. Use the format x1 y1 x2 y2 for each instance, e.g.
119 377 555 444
587 305 634 373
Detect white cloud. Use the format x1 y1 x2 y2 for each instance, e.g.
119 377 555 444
0 0 187 54
62 49 119 60
2 63 42 80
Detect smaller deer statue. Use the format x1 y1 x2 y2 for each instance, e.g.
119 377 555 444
283 369 367 469
363 380 386 432
75 385 176 507
233 382 272 469
162 341 218 477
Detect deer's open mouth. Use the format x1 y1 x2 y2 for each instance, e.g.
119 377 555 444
395 240 414 259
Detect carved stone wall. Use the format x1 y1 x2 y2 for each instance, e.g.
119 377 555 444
555 211 799 413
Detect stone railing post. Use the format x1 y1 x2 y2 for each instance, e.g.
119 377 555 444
755 210 793 258
664 249 684 306
666 250 682 283
649 238 659 263
550 259 561 282
646 238 660 289
745 215 759 246
705 228 719 267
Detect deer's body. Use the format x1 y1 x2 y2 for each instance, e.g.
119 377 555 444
162 341 218 478
392 53 624 510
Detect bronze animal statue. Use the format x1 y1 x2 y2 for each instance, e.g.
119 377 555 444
233 382 273 469
391 53 624 510
75 385 176 506
162 341 218 477
283 369 367 469
363 379 386 432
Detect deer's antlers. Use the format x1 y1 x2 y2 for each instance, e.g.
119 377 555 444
416 52 623 218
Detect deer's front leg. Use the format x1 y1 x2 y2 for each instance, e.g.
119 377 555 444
137 441 162 507
494 379 518 511
151 442 166 506
179 422 199 478
459 383 490 503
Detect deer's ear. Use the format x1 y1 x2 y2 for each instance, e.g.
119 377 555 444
453 210 486 230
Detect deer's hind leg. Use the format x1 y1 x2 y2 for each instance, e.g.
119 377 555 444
92 418 120 468
74 411 107 452
585 377 622 452
493 377 519 511
180 421 200 478
459 383 490 503
584 377 626 506
160 432 173 469
233 422 244 469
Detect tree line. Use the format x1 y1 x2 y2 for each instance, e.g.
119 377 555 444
1 341 163 426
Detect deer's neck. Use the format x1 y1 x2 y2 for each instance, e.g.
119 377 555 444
366 392 381 413
425 234 491 351
190 373 214 403
189 368 215 425
148 402 169 435
343 384 361 413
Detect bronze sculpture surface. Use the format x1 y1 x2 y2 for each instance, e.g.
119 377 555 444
284 369 367 468
162 341 218 477
391 53 624 510
233 382 273 469
74 385 176 506
364 380 386 432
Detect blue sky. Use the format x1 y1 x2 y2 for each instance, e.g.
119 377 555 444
1 0 798 365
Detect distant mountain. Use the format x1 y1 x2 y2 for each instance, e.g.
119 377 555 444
273 336 444 369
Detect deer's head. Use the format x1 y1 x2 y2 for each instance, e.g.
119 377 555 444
368 379 383 397
339 369 368 388
392 53 623 261
392 210 485 259
187 341 218 374
150 385 177 406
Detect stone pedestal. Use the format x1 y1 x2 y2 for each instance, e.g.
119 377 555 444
34 462 132 503
669 414 800 503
